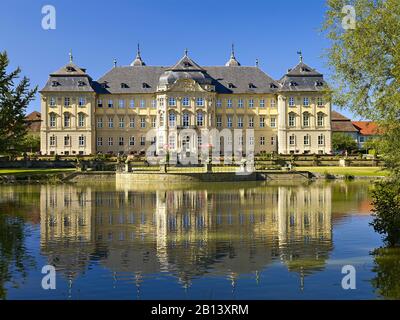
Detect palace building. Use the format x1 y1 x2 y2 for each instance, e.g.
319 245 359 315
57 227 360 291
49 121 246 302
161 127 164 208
40 46 332 156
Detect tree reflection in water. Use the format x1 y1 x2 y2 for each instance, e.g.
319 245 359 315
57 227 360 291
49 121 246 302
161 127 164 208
371 248 400 300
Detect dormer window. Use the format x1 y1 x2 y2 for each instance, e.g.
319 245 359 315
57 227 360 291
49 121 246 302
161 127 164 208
248 83 256 89
78 81 86 86
120 83 129 89
289 81 297 87
301 67 310 72
101 82 108 89
228 83 235 89
66 66 75 72
315 81 324 87
183 62 192 68
142 82 150 89
270 83 278 89
51 81 59 87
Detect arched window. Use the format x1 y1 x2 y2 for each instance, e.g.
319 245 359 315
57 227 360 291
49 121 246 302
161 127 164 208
78 113 85 127
169 112 176 127
183 112 190 127
303 112 310 127
49 113 56 127
288 112 296 127
197 112 204 127
317 112 325 127
64 112 70 127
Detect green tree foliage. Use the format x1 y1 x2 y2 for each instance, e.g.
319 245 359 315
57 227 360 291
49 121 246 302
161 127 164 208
372 247 400 299
323 0 400 173
22 134 40 153
0 51 37 155
332 132 358 152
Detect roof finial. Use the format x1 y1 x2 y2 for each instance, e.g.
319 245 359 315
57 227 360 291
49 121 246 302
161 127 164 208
113 58 117 68
136 43 141 58
69 50 73 63
255 58 259 68
231 43 235 58
184 48 188 56
297 50 303 63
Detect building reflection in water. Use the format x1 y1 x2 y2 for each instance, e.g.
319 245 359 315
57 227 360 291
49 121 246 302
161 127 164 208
39 183 333 295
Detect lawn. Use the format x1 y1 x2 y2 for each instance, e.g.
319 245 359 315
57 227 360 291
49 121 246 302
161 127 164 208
297 166 389 177
0 168 76 175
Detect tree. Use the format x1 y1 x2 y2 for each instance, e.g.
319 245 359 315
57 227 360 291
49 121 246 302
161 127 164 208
332 132 358 153
0 51 37 155
323 0 400 173
22 134 40 153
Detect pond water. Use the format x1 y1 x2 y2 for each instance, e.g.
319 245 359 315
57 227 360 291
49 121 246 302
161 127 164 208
0 181 399 300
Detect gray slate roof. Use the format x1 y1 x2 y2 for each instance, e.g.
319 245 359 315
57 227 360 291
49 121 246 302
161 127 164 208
279 62 327 92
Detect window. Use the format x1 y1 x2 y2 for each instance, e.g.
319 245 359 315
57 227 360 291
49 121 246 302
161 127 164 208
260 136 265 146
79 136 85 147
270 117 276 128
78 113 85 127
140 99 145 108
169 112 176 127
108 100 113 108
318 134 325 146
259 116 265 128
317 113 324 127
64 136 70 146
97 117 103 128
168 97 176 106
227 99 232 108
79 97 86 107
108 117 114 128
197 136 202 148
289 97 295 107
159 98 164 107
50 113 56 127
303 113 310 127
151 117 156 128
129 136 135 146
227 116 232 128
119 137 124 146
303 97 309 106
271 136 275 145
159 114 164 127
248 99 254 108
237 116 243 128
249 116 254 128
317 97 324 106
50 136 56 146
304 135 310 146
260 99 265 108
196 97 204 107
249 136 254 146
182 97 190 107
238 99 244 108
97 137 103 146
50 97 56 107
119 117 125 128
129 117 135 128
64 97 70 107
183 113 190 127
129 99 135 108
360 136 365 143
140 117 146 128
64 113 70 127
270 99 276 108
216 99 222 108
151 99 157 108
216 115 222 128
289 113 296 127
97 99 103 108
197 112 204 126
238 136 244 146
289 135 296 146
140 136 145 146
108 137 113 146
118 99 125 108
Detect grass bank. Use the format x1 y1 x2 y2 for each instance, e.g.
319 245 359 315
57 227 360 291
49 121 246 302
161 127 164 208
297 166 388 177
0 168 76 176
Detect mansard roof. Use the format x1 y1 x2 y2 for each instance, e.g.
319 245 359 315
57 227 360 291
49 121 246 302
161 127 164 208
279 61 327 92
41 62 97 93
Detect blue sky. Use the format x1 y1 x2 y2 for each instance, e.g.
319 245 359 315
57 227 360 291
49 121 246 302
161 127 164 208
0 0 355 119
